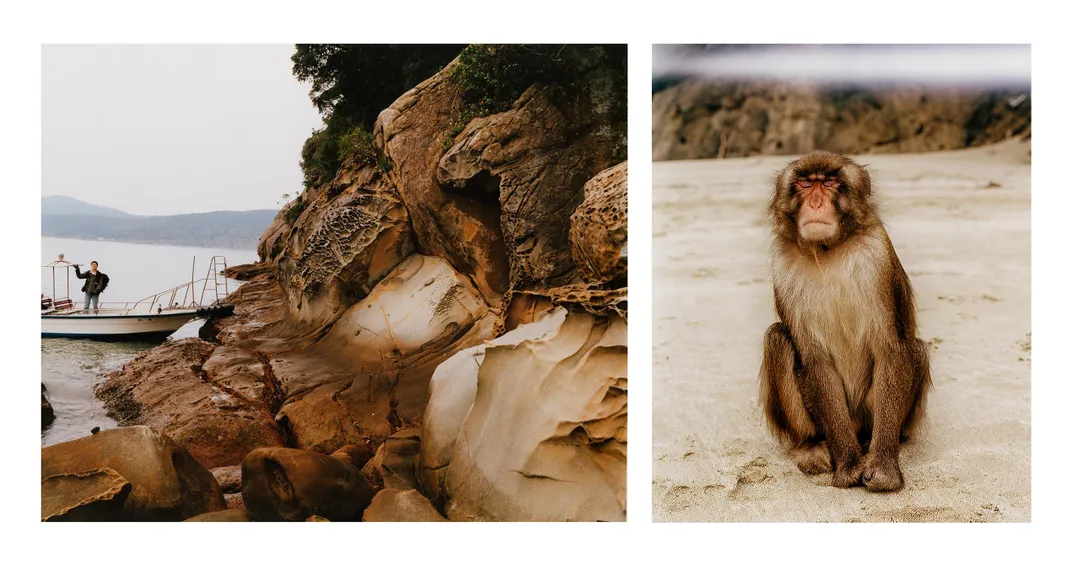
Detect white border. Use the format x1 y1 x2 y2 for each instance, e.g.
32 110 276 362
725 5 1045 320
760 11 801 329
3 1 1070 568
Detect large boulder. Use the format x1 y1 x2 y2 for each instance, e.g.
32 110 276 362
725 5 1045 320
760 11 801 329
276 164 416 333
41 426 226 521
419 345 485 505
240 447 375 522
377 60 510 303
363 428 421 491
95 339 287 470
445 308 627 521
363 489 446 522
41 468 131 521
438 82 624 289
273 254 497 450
570 161 627 283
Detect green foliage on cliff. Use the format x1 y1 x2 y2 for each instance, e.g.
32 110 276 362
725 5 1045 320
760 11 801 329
285 194 306 225
337 126 379 168
444 44 628 155
293 45 464 189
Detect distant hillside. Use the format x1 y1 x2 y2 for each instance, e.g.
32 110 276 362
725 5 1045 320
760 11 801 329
41 196 277 249
42 195 133 218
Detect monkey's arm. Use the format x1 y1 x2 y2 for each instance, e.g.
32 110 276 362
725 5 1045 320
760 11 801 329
794 346 865 487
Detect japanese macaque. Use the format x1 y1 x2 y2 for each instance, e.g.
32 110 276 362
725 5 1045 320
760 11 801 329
759 151 930 492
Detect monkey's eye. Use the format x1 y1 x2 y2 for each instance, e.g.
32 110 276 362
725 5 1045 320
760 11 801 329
822 179 838 189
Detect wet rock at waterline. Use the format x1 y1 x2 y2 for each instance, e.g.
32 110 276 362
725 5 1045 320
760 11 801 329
363 489 446 522
273 254 497 448
240 447 375 522
42 384 55 429
41 426 225 521
95 339 286 470
445 308 627 522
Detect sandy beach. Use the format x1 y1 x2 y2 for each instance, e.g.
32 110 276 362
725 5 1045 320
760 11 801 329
652 140 1031 522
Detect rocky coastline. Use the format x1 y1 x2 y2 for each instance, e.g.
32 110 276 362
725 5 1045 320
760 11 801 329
41 56 628 522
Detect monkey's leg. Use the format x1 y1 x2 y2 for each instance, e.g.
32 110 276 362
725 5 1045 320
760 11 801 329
792 347 866 487
761 324 832 474
862 341 926 492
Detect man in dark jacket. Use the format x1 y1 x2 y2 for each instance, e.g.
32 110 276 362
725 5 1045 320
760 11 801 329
74 261 109 313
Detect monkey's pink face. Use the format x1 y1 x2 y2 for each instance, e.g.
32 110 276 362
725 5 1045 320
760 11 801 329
795 173 841 242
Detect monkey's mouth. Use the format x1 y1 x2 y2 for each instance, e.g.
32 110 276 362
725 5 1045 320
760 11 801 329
801 220 832 228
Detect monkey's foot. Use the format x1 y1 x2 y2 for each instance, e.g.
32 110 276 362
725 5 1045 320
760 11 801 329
827 456 861 488
790 441 832 474
861 453 904 492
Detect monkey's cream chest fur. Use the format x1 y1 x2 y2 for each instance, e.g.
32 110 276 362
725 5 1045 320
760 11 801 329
772 232 889 413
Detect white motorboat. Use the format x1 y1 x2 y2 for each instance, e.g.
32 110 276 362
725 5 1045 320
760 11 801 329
41 255 234 340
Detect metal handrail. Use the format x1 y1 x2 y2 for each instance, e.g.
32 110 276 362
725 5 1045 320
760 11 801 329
42 255 231 316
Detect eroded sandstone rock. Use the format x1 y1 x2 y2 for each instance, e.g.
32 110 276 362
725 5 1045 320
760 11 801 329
95 339 286 469
41 426 225 521
277 164 415 333
185 508 252 522
273 254 497 449
363 489 446 522
240 447 375 522
445 308 627 521
570 161 627 283
364 428 421 491
41 467 131 521
257 208 292 263
377 60 510 303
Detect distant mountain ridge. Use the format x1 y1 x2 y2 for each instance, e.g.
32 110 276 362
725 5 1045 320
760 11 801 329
41 196 276 250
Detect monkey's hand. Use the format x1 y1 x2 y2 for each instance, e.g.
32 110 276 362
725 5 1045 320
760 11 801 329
831 458 865 488
861 452 905 492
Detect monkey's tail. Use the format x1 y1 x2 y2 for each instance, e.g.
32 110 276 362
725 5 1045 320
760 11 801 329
901 337 933 438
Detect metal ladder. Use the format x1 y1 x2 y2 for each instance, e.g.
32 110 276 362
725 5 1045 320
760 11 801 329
210 256 229 303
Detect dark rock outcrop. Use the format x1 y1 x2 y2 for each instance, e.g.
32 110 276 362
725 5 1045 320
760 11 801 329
240 447 375 522
652 81 1031 161
42 384 55 429
41 426 225 521
185 508 252 522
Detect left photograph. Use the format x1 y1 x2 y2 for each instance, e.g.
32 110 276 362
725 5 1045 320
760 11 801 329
41 44 628 522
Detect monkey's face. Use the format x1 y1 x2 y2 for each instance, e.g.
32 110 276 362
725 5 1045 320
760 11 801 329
769 151 875 248
795 173 841 243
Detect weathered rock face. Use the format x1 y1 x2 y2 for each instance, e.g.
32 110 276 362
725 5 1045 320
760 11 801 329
185 508 252 522
418 344 484 505
652 81 1032 161
41 467 131 521
210 465 243 494
95 339 286 470
273 254 497 450
363 489 446 522
438 86 623 289
41 426 226 521
240 447 375 522
377 61 510 303
257 208 292 263
570 161 627 284
277 164 416 333
364 428 421 491
445 308 627 522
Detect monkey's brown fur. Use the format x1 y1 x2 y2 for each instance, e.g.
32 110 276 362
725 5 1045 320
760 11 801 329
760 151 931 492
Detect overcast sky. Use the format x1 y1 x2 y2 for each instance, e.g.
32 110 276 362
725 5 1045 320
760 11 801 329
42 44 323 215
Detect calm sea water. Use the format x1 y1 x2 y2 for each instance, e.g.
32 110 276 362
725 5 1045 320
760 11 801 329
41 237 257 447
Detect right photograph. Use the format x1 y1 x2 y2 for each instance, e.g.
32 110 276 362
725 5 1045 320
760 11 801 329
652 44 1031 522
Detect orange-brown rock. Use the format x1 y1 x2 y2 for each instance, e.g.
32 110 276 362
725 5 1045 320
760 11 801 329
257 207 292 263
363 428 421 491
95 339 286 469
570 161 627 283
438 84 623 289
41 467 131 521
41 426 225 521
276 163 415 334
446 308 627 521
363 489 446 522
272 254 497 450
377 60 510 303
240 447 375 522
185 508 252 522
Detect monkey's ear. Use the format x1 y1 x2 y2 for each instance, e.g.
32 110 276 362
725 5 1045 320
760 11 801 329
842 163 872 196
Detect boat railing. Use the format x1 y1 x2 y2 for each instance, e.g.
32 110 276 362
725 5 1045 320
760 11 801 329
42 255 231 316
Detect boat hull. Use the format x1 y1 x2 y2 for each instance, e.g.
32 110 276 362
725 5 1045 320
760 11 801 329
41 311 200 339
